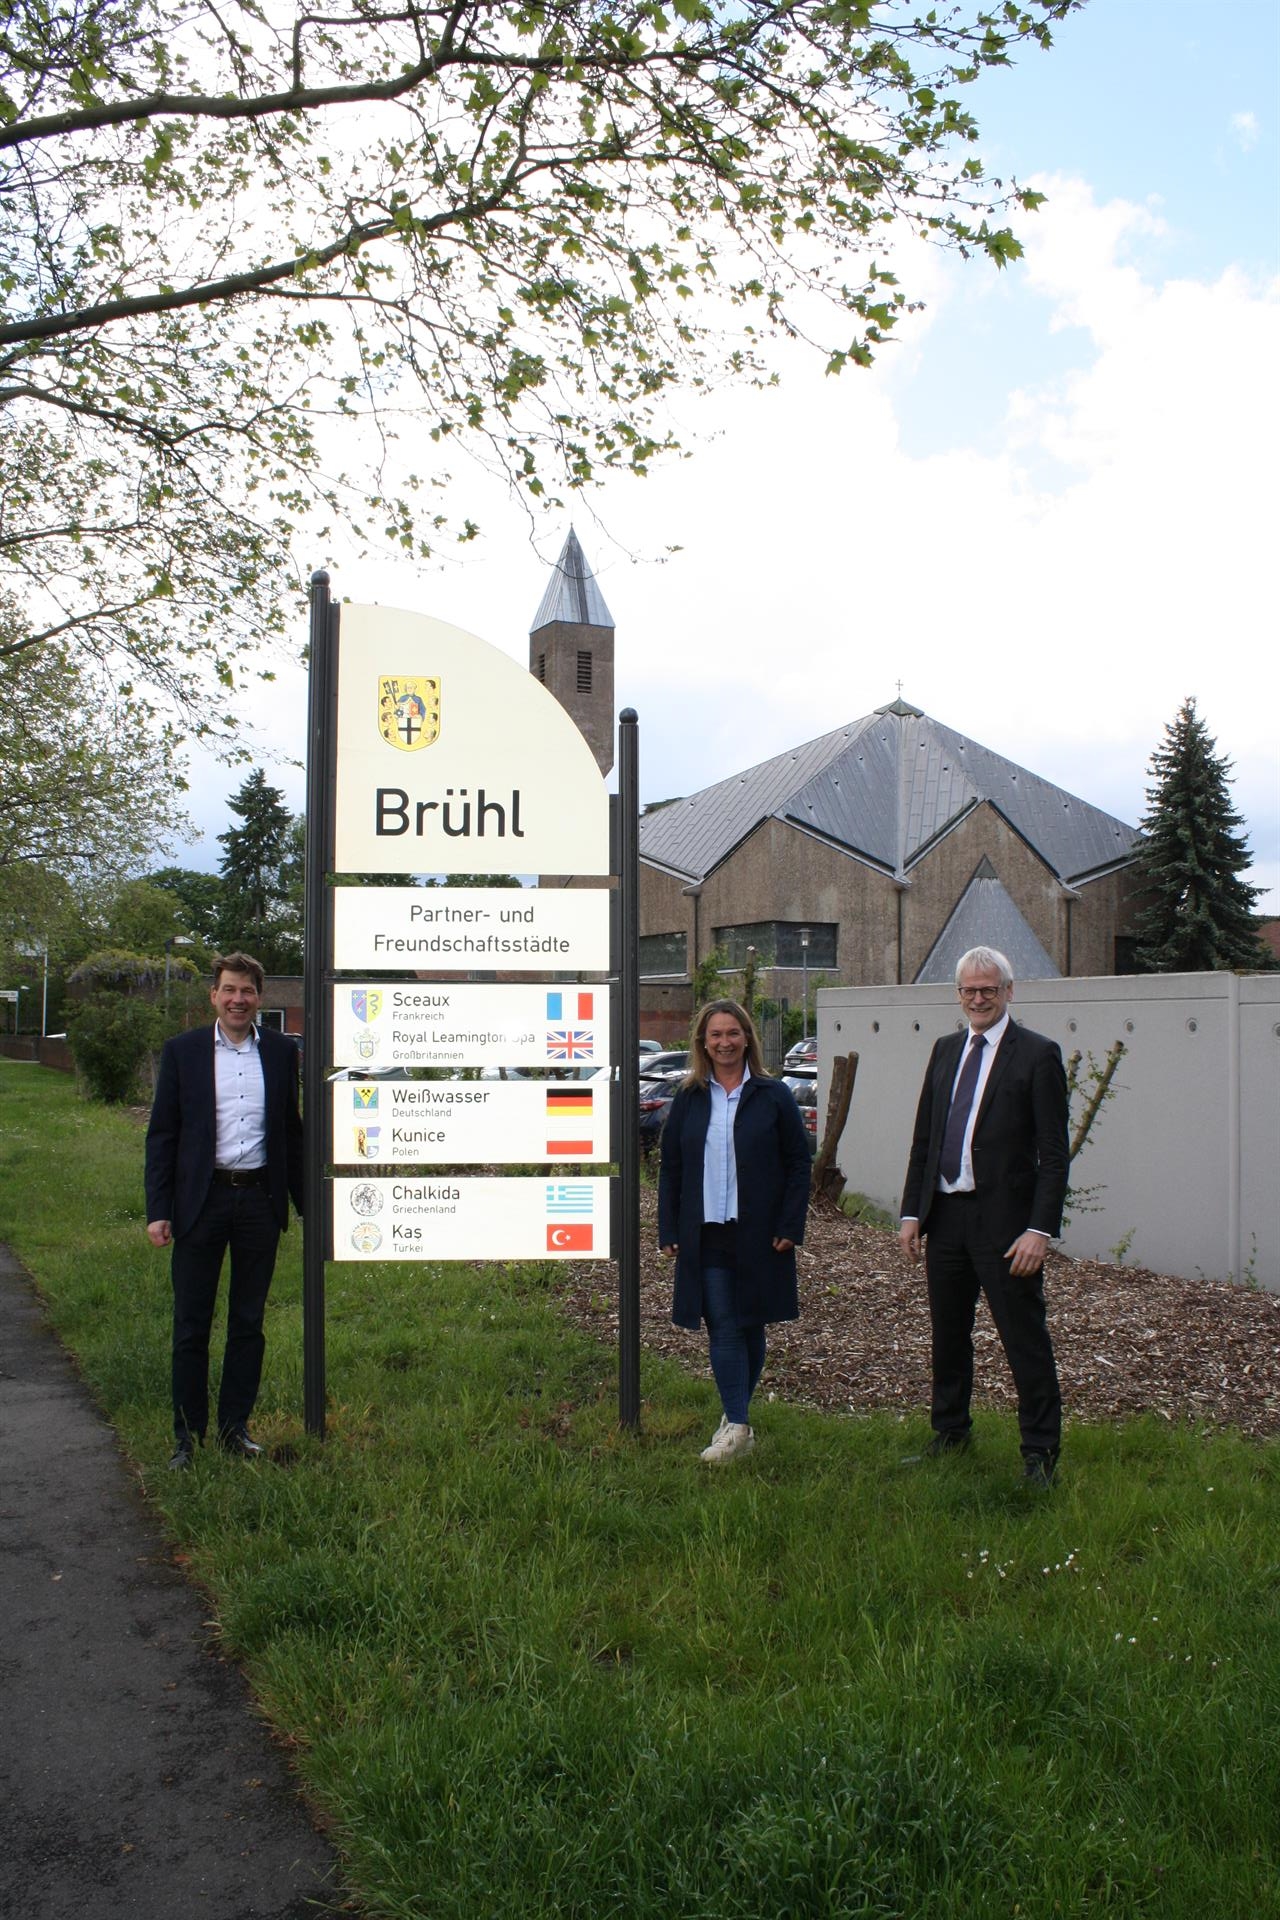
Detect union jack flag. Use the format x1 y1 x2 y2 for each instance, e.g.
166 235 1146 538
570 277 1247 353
546 1028 593 1060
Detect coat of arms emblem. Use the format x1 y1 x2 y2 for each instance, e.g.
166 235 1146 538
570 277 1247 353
378 675 440 752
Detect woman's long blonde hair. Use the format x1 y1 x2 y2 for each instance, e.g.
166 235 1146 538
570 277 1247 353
685 997 768 1089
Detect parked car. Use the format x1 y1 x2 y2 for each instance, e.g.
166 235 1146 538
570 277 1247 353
327 1065 411 1081
638 1038 664 1056
640 1049 689 1077
638 1067 684 1153
784 1035 819 1070
479 1063 611 1083
781 1071 818 1152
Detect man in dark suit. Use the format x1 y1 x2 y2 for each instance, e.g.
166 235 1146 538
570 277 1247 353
899 945 1069 1487
145 952 303 1470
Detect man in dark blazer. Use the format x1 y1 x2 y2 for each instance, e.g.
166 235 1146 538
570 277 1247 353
899 945 1069 1487
145 951 304 1469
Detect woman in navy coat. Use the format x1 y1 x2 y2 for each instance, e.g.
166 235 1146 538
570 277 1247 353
658 998 811 1463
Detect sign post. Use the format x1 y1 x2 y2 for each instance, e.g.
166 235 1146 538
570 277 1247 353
301 572 337 1438
301 581 640 1437
616 711 641 1428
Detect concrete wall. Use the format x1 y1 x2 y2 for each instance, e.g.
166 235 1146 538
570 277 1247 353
818 971 1280 1292
0 1036 74 1072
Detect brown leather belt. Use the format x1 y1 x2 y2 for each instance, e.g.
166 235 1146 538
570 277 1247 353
211 1168 269 1188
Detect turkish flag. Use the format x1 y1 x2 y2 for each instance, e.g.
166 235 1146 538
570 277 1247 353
546 1223 592 1252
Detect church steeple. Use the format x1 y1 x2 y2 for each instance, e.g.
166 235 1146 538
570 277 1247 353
529 528 615 776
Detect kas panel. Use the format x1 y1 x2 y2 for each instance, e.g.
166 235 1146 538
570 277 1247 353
333 604 611 875
331 1175 612 1260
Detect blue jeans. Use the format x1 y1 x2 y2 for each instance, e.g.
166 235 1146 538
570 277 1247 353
701 1265 766 1426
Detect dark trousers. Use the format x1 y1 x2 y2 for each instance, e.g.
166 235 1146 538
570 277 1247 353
924 1192 1061 1458
171 1183 280 1443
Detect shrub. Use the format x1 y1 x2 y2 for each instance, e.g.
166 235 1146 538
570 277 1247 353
69 992 161 1103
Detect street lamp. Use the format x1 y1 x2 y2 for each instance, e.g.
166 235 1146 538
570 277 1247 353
164 935 195 1005
799 927 811 1042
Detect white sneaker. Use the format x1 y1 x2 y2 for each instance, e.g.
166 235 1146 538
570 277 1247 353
700 1421 754 1465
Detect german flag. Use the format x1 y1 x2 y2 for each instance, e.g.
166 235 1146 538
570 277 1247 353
547 1087 593 1155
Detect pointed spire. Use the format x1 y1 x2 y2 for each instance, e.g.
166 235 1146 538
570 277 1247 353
530 527 615 633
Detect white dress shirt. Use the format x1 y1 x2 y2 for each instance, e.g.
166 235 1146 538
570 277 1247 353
213 1022 267 1171
703 1066 749 1224
937 1009 1010 1195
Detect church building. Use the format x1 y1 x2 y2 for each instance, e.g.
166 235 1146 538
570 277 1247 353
529 533 1145 1019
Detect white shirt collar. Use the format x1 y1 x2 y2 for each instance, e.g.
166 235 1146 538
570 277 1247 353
214 1020 259 1052
968 1009 1011 1048
711 1062 751 1095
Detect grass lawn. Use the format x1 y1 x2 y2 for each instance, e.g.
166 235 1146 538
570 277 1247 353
2 1061 1277 1919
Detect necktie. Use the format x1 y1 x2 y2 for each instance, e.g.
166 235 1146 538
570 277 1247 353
939 1033 986 1185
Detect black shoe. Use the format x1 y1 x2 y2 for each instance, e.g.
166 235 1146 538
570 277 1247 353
1022 1452 1057 1490
168 1436 196 1471
902 1431 971 1465
218 1423 263 1459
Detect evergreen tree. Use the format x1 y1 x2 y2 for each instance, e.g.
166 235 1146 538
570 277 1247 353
217 772 300 971
1132 699 1264 973
146 868 230 952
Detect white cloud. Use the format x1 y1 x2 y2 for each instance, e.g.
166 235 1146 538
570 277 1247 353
188 176 1280 912
1231 110 1260 152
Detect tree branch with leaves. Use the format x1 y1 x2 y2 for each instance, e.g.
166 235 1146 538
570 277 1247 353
2 0 1075 731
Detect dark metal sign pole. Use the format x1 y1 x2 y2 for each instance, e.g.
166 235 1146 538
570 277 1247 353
616 709 641 1428
302 571 338 1439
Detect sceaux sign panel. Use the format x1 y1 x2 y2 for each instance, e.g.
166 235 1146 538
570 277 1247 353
333 604 610 875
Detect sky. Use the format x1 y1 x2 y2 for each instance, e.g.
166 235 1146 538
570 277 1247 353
180 0 1280 915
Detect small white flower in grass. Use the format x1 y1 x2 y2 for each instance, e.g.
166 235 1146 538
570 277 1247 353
1128 1636 1137 1644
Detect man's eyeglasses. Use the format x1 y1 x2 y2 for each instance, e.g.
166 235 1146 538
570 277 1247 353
957 984 1004 1000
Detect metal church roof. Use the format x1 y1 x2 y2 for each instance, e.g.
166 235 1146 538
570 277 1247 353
639 719 876 882
530 528 615 632
914 859 1061 983
637 702 1140 885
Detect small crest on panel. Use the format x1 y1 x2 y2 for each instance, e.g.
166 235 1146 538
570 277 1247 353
378 675 441 752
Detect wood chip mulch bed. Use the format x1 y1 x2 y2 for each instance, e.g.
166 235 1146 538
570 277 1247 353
556 1187 1280 1439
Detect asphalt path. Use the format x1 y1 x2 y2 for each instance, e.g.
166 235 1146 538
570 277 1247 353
0 1243 345 1919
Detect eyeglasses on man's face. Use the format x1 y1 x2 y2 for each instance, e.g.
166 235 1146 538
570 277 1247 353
957 983 1005 1000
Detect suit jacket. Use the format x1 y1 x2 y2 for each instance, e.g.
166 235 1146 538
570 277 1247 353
658 1075 811 1331
145 1023 304 1239
900 1019 1069 1251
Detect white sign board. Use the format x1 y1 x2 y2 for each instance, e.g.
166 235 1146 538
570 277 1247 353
332 982 609 1069
333 604 610 875
331 1175 611 1261
332 1077 612 1166
332 885 611 973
